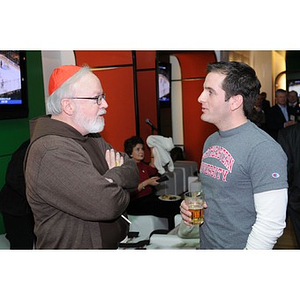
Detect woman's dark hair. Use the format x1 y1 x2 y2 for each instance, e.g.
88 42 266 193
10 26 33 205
124 136 144 156
207 61 261 117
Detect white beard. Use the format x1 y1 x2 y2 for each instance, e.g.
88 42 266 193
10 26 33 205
87 116 105 133
73 109 105 133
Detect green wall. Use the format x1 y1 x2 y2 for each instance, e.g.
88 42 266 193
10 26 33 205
286 51 300 81
0 51 45 234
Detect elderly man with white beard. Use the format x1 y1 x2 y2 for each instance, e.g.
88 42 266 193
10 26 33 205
24 65 139 249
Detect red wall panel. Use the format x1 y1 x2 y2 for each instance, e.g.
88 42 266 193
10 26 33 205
136 70 157 160
92 67 136 152
136 51 156 70
182 80 216 163
75 51 133 67
173 52 217 165
75 50 136 152
135 51 158 161
174 52 216 78
74 50 217 164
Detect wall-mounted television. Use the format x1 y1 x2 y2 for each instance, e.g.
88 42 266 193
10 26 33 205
0 51 28 120
158 61 171 107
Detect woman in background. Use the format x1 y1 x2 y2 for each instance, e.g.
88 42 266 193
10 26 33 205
124 136 180 229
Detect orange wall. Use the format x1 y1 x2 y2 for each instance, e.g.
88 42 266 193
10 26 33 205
136 51 156 69
93 67 136 151
135 51 157 160
136 71 157 136
74 51 137 152
75 51 133 67
173 52 217 165
74 50 217 164
181 79 217 163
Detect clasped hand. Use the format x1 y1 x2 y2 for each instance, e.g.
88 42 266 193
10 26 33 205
105 149 124 169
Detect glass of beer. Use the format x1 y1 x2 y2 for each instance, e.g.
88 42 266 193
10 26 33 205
184 191 204 225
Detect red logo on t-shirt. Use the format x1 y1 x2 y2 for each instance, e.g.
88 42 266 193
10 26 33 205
200 146 235 182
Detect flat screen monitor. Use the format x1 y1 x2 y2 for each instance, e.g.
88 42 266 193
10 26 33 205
0 51 28 120
158 61 171 107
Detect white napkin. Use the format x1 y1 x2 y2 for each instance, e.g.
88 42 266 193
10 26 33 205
146 135 174 174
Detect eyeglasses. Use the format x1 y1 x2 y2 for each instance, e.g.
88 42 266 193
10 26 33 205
69 93 106 105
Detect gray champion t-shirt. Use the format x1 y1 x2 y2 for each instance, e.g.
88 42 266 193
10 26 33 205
199 121 288 249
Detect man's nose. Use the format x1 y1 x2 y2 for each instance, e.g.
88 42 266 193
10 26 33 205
198 92 204 103
101 98 108 108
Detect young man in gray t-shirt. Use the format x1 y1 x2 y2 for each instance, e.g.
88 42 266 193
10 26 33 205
180 61 288 249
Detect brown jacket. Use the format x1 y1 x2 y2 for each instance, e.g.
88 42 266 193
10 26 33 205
24 116 139 249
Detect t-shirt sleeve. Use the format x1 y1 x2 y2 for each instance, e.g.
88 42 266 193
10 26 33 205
248 140 288 194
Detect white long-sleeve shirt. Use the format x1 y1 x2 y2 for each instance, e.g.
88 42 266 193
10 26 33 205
246 188 288 249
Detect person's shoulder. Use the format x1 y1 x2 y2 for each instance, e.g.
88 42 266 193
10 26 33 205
206 130 219 140
203 132 218 149
248 122 279 145
140 160 155 169
11 139 30 158
268 104 279 112
32 135 81 152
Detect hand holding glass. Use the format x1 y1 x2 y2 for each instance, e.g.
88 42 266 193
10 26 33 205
184 191 204 225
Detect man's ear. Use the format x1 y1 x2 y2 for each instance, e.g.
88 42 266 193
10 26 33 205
61 98 74 116
230 94 243 111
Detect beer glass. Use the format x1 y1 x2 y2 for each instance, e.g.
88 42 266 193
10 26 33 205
184 191 204 225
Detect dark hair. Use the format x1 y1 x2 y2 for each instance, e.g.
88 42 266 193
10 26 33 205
124 136 144 156
288 90 297 96
207 61 261 117
275 88 286 96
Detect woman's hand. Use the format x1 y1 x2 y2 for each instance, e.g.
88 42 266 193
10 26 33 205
139 176 160 191
145 176 160 187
